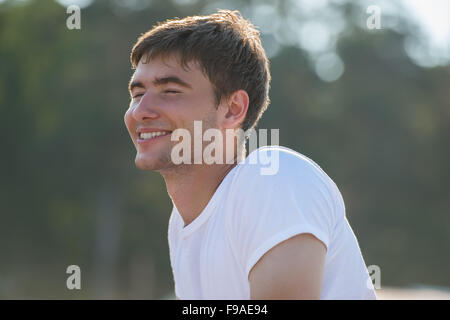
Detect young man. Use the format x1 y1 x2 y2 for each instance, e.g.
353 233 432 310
124 10 376 299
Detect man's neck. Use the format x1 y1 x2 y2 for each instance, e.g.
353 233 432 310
161 163 237 227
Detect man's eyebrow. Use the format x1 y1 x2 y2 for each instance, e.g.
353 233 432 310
128 76 192 93
153 76 192 89
128 80 145 93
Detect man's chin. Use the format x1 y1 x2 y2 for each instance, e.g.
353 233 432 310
134 154 171 171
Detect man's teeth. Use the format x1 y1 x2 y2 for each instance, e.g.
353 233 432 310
140 131 170 140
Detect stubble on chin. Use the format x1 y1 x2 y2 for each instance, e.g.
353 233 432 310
134 147 174 171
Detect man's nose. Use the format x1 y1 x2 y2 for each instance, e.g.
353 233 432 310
131 92 160 121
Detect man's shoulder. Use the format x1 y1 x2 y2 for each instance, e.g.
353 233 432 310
227 145 342 212
224 146 341 253
234 145 330 183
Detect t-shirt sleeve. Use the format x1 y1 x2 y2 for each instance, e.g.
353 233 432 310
226 148 338 278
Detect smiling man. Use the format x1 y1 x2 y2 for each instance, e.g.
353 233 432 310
124 10 376 300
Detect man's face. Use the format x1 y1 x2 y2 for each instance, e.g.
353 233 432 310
124 53 219 171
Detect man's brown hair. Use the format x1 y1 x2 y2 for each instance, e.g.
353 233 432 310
130 9 271 131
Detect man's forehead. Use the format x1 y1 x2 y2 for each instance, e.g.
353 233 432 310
137 53 201 74
131 54 207 89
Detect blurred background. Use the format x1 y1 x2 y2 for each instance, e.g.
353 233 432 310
0 0 449 299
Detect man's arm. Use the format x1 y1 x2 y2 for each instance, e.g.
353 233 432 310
249 233 327 300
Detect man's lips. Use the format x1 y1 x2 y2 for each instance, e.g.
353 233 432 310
136 128 172 143
136 127 173 134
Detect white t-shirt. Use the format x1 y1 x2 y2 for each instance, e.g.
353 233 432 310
168 146 376 299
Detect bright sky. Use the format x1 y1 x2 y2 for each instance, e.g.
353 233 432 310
402 0 450 51
400 0 450 66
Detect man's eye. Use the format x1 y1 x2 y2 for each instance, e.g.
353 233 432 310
164 90 180 94
132 93 144 99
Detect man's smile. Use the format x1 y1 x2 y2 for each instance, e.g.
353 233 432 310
136 128 172 144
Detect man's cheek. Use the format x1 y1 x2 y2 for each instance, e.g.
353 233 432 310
124 109 130 125
124 111 134 135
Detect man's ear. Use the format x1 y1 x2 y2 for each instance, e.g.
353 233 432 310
218 89 249 129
